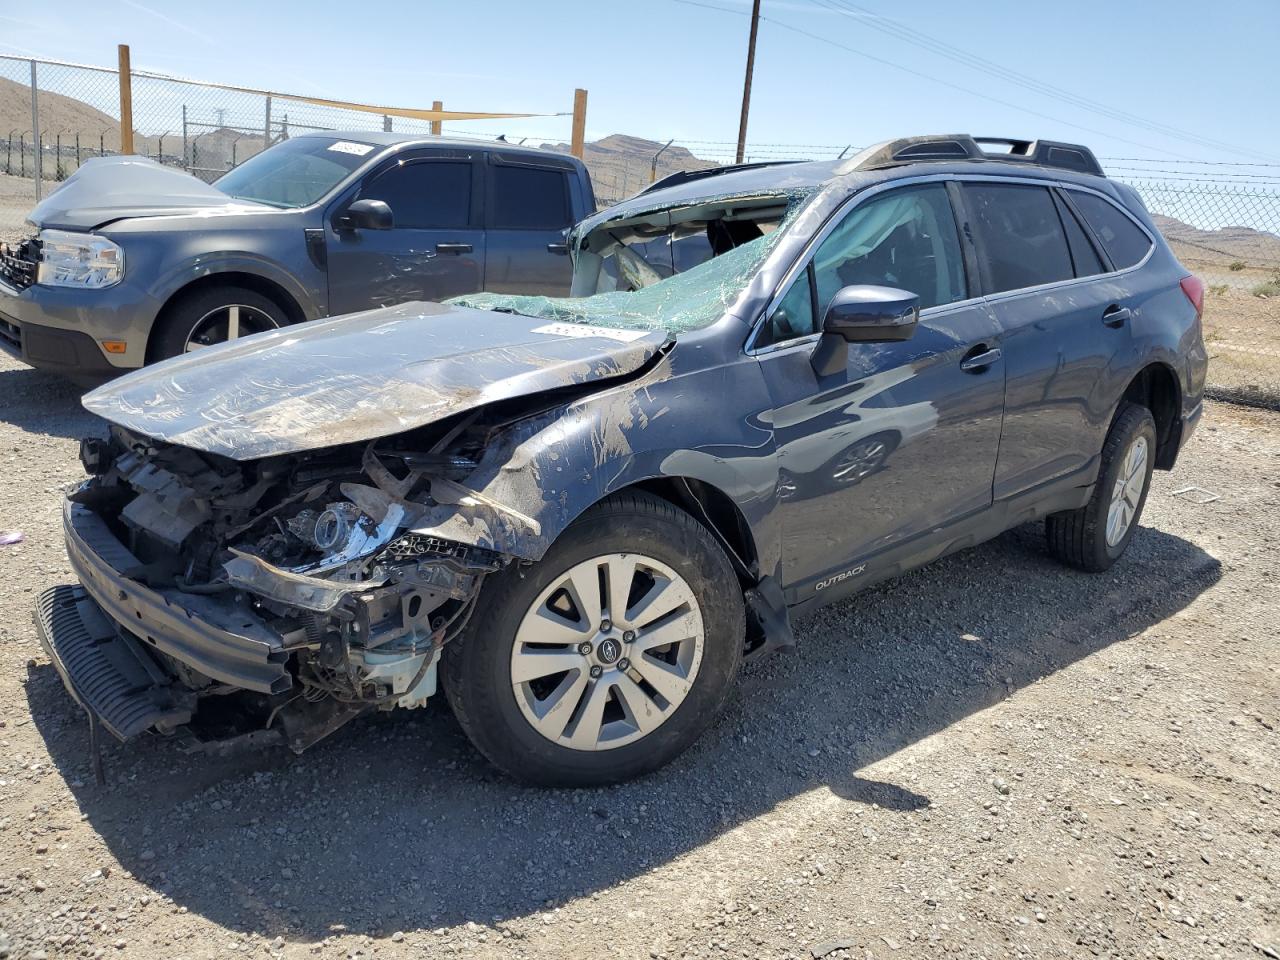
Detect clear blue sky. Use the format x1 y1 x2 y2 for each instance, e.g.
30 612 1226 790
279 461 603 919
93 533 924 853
2 0 1277 166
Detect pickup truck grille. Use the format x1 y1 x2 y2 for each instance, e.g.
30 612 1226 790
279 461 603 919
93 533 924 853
0 235 39 290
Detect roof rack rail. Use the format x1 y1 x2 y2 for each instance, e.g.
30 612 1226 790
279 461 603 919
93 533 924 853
641 160 803 195
847 134 1104 177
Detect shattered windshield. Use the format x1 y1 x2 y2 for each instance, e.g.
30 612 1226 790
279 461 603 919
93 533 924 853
214 137 382 208
451 190 812 334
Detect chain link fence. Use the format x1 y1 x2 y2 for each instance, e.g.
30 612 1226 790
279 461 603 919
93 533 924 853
2 52 1279 401
0 53 574 240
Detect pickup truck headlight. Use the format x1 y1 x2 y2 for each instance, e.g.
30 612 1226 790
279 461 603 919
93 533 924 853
36 229 123 289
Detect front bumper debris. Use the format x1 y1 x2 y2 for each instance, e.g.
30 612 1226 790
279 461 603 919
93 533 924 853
63 498 292 694
34 583 194 742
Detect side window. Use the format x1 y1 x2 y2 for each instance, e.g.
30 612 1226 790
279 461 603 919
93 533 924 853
811 184 965 315
492 165 572 229
759 183 966 347
1069 191 1153 270
1052 191 1105 277
361 160 472 229
965 183 1074 292
757 270 816 348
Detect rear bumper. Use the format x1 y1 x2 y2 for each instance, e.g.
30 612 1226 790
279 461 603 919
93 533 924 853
60 496 293 695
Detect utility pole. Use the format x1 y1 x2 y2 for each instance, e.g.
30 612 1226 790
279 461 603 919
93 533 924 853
735 0 761 165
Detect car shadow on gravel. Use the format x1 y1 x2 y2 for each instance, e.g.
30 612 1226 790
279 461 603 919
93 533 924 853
0 365 101 439
24 522 1220 942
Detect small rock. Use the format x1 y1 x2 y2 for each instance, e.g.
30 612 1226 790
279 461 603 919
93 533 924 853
391 932 404 943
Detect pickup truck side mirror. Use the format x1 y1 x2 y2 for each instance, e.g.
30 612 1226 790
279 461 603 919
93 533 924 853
335 198 394 232
811 285 920 376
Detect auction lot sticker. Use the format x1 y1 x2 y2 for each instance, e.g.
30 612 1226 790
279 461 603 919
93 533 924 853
532 322 649 343
327 141 375 156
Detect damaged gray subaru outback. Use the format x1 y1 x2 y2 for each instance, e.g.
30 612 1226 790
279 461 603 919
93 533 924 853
37 135 1207 786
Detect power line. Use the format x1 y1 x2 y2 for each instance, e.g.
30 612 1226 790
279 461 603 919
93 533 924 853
755 14 1200 158
1100 157 1280 169
668 0 1279 164
805 0 1279 163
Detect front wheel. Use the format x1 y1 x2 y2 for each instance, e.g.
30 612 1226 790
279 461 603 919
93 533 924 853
1046 403 1157 572
443 492 745 786
150 285 288 361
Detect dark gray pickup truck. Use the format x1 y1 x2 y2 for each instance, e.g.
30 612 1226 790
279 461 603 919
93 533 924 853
0 132 594 380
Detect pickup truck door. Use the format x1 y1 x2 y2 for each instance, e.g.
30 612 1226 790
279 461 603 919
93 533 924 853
754 181 1005 599
325 151 485 315
481 154 579 296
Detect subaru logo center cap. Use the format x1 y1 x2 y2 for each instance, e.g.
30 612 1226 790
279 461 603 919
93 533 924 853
597 638 621 664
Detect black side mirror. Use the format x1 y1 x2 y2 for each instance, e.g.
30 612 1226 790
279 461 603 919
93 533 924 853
335 198 394 232
811 284 920 376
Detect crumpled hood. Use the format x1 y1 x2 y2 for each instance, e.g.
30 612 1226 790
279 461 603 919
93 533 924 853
27 156 264 231
82 301 667 461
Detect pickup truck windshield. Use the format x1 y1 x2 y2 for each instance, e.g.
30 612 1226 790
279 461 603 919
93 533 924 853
214 137 382 208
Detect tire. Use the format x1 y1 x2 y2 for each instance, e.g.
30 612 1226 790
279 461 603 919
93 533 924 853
443 491 745 786
1046 403 1157 572
150 285 289 361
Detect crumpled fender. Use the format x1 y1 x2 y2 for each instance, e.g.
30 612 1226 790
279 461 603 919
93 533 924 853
406 341 785 582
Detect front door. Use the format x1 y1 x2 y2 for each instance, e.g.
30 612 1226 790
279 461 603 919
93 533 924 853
326 153 485 315
754 182 1005 596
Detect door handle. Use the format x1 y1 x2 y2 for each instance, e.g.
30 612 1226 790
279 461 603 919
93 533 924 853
546 242 569 255
436 242 474 254
1102 304 1131 327
960 346 1002 372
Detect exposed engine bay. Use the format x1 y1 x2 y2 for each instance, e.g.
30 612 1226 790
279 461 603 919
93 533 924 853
69 412 517 751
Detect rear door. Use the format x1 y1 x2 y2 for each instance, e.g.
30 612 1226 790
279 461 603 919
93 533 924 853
483 155 577 296
326 151 485 315
754 181 1005 595
962 179 1137 499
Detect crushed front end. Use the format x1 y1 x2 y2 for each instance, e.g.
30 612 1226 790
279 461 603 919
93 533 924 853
37 422 506 762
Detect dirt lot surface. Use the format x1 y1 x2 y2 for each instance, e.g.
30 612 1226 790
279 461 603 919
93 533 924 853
0 356 1278 960
1203 288 1280 407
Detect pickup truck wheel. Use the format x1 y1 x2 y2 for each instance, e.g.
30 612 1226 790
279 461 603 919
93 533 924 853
443 491 745 786
151 285 287 361
1046 403 1157 572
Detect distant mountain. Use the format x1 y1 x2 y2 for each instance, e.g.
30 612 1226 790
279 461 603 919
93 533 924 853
545 134 716 203
0 76 126 152
1151 213 1280 266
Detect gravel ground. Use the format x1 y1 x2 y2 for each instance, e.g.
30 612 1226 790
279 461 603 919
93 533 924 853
1202 288 1280 409
0 352 1277 960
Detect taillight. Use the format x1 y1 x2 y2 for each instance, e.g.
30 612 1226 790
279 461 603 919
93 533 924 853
1179 275 1204 321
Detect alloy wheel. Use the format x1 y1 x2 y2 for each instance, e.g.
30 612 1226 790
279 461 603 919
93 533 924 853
183 303 278 352
1105 434 1148 547
510 553 705 751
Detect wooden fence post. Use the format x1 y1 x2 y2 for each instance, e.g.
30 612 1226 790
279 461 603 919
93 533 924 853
570 88 587 160
430 101 442 136
118 44 134 155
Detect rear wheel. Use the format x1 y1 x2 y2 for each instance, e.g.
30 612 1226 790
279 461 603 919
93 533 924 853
1046 403 1157 572
443 492 744 786
151 285 288 361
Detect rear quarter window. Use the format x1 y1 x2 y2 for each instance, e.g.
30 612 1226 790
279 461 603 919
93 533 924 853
1068 191 1153 269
